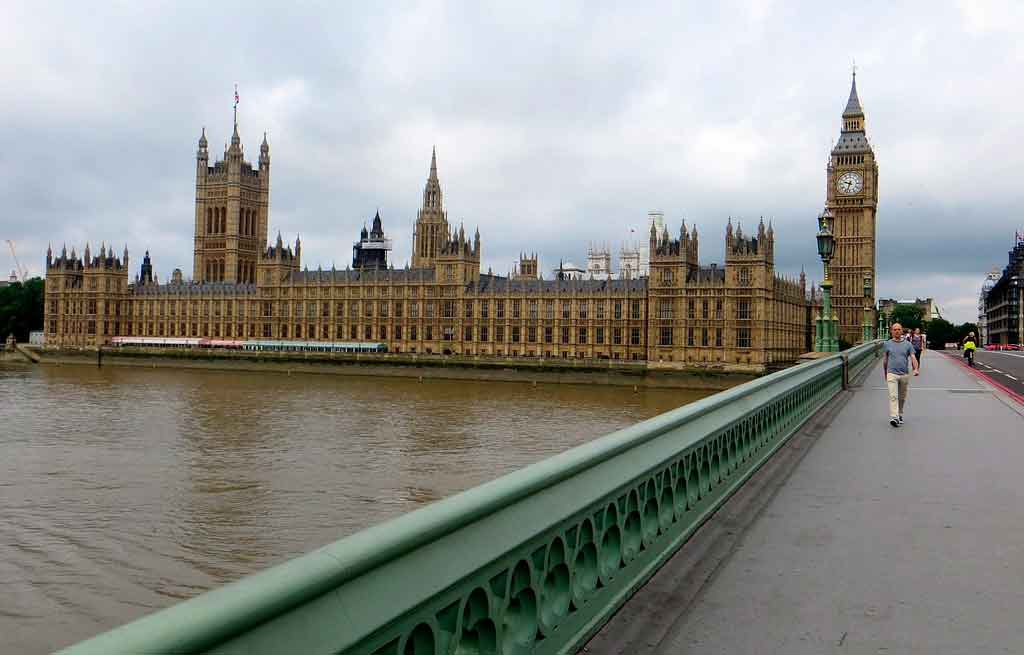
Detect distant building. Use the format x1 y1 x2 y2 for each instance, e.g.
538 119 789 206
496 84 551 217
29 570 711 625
553 261 586 281
512 253 540 280
878 297 941 322
586 244 612 278
984 233 1024 346
978 267 1000 344
638 211 665 276
352 211 392 270
619 245 641 279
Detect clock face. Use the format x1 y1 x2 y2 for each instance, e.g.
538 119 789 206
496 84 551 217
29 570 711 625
837 171 863 195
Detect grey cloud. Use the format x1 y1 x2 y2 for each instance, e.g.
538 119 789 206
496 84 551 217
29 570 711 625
3 1 1022 323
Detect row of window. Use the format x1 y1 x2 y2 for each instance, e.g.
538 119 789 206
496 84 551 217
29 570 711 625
658 326 751 349
656 298 751 320
57 317 756 353
656 267 753 286
59 297 767 325
205 206 259 237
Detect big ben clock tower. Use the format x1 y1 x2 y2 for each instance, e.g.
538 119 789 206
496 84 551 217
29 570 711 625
826 71 878 344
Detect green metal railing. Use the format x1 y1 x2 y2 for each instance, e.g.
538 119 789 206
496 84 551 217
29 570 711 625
60 341 882 655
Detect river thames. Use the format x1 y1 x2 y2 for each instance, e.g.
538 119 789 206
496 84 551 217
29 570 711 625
0 363 711 653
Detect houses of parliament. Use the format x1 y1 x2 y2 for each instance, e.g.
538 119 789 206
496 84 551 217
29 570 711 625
42 77 877 373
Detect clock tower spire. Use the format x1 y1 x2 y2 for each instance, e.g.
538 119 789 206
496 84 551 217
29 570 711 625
825 70 879 344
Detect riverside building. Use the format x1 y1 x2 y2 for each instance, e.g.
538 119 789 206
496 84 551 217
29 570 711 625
43 117 812 372
984 234 1024 346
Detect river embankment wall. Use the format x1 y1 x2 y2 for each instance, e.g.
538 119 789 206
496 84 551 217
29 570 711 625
32 347 758 391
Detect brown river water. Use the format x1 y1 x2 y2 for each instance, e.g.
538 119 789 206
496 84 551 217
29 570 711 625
0 362 710 653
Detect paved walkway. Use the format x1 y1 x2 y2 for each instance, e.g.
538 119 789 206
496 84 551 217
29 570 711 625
586 351 1024 655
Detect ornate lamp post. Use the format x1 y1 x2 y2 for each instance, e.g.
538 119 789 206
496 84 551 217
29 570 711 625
862 272 875 342
815 209 839 352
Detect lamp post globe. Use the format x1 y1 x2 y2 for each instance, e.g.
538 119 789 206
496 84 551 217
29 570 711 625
816 225 835 263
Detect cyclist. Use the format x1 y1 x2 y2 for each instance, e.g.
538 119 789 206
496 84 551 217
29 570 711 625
963 333 977 367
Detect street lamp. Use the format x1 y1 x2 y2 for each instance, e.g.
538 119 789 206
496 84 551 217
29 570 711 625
862 272 875 342
815 208 839 352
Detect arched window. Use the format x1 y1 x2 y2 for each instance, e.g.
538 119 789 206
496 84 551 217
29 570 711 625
220 209 226 234
207 208 213 234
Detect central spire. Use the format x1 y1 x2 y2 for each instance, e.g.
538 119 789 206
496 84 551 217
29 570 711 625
422 147 443 210
230 84 241 147
843 70 863 117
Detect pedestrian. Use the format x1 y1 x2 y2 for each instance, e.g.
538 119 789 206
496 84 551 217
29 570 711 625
882 322 919 428
963 333 977 367
910 327 924 370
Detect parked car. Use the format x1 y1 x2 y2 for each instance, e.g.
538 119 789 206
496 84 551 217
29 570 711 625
985 344 1000 351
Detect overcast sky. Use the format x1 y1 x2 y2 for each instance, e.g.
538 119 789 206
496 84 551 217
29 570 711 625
3 1 1023 323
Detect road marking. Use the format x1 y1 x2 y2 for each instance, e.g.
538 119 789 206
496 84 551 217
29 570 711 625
1005 374 1019 381
869 388 988 392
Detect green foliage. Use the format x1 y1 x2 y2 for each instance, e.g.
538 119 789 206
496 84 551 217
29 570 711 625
923 318 955 348
889 304 924 330
922 320 977 348
0 277 44 343
955 322 979 344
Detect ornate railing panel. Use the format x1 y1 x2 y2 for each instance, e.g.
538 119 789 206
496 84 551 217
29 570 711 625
59 342 881 655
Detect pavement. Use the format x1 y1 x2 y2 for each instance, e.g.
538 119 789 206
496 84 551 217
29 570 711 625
584 349 1024 655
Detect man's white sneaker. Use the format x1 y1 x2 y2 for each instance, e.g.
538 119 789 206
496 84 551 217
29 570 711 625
890 417 900 428
898 415 904 425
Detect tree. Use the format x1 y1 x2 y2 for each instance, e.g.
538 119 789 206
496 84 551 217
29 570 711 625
889 303 924 331
0 277 44 343
955 322 979 344
923 318 955 349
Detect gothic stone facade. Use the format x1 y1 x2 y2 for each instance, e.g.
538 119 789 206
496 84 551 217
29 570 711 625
44 125 811 372
825 73 879 344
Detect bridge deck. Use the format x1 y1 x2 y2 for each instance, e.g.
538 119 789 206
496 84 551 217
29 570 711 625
586 350 1024 654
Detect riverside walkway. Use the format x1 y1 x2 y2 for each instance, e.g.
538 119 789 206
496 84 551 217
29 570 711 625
586 350 1024 654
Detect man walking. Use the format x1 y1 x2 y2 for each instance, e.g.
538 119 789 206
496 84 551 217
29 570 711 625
882 322 919 427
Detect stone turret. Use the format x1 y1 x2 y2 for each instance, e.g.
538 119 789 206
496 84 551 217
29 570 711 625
411 147 450 268
193 96 270 285
257 232 300 285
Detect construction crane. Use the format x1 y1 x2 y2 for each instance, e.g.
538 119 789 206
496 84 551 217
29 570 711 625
5 240 29 282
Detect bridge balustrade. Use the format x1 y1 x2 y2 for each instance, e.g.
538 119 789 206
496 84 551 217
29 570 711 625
60 341 882 655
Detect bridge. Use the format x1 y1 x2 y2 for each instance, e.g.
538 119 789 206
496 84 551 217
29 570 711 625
58 343 1024 654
